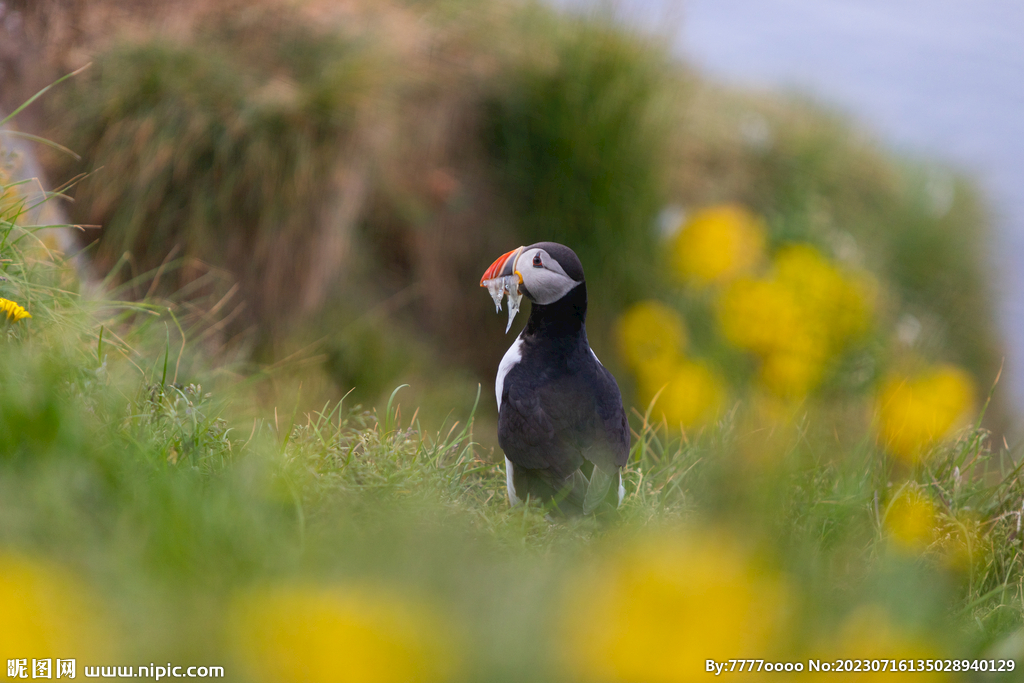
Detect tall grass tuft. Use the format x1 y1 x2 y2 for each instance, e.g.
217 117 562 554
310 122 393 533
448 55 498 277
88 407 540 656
486 14 673 306
51 13 376 348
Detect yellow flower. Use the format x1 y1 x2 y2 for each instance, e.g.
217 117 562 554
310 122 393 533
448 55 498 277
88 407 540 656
228 584 456 683
718 277 804 356
718 276 829 398
616 300 687 373
876 365 975 463
640 358 727 429
616 301 727 428
670 205 766 286
0 297 32 322
806 605 947 681
560 529 789 683
772 244 874 351
0 554 117 660
716 245 874 399
884 490 938 552
758 346 826 400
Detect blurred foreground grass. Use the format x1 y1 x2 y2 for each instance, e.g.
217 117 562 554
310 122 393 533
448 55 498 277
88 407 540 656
4 134 1024 681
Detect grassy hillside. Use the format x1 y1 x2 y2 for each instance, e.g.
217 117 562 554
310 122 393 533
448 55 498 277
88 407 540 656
4 127 1024 679
0 0 1021 679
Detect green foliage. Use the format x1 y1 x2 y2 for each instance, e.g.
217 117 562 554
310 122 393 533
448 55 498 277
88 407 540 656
324 321 411 405
487 14 672 305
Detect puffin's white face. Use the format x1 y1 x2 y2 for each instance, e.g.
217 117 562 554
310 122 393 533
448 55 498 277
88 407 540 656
515 247 580 305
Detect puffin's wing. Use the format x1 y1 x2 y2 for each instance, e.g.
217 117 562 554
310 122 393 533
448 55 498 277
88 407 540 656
588 364 631 471
498 380 560 470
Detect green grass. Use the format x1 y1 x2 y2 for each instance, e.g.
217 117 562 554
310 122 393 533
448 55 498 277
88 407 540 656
2 187 1023 675
2 2 1019 679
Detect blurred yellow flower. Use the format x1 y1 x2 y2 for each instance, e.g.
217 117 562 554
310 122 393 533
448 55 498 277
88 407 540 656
228 584 456 683
807 605 947 681
717 245 874 399
616 300 687 373
876 365 975 463
718 275 827 399
560 529 789 683
884 490 938 552
718 277 805 356
759 348 825 399
772 244 874 349
616 300 726 428
670 204 766 286
640 358 727 429
1 297 32 322
0 554 116 661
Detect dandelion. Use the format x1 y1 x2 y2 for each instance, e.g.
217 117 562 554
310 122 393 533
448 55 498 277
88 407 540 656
717 275 827 397
772 244 874 350
718 277 805 356
1 297 32 322
758 346 826 399
670 204 766 286
0 554 116 659
716 245 874 399
615 300 687 374
616 301 726 427
884 490 938 552
560 529 789 683
640 358 727 429
876 365 975 463
228 584 456 683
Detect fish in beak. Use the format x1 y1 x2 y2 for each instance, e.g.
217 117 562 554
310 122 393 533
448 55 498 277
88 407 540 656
481 247 524 333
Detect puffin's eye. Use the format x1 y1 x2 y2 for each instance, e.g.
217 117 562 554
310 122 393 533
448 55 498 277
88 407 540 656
532 253 543 268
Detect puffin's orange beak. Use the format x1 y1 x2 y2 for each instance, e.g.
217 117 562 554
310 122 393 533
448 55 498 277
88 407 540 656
480 247 524 286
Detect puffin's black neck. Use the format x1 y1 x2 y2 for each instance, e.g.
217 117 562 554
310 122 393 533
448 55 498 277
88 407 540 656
523 281 587 339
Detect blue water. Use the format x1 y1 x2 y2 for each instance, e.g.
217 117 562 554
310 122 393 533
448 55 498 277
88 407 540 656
565 0 1024 405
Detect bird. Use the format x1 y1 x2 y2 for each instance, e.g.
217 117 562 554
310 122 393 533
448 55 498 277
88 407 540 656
480 242 630 515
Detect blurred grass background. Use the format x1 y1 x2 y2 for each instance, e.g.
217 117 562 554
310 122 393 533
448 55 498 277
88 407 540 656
1 0 1021 680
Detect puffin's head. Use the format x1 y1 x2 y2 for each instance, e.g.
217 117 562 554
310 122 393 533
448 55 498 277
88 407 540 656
479 242 584 305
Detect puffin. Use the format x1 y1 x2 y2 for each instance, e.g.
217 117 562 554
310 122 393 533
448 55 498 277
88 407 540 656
480 242 630 515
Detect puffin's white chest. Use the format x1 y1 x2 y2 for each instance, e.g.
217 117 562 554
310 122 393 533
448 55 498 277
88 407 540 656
496 337 524 504
495 336 524 409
